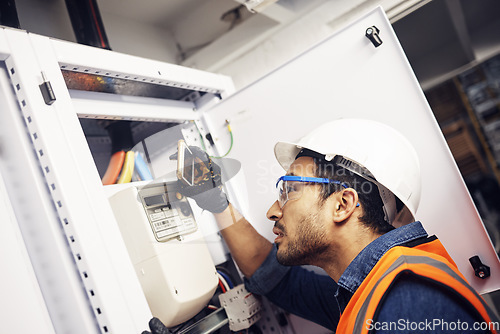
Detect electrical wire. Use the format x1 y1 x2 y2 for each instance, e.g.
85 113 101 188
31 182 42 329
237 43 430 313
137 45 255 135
196 121 234 158
218 280 227 293
102 151 125 185
134 151 153 181
215 124 234 158
218 273 229 293
217 270 234 289
117 150 135 183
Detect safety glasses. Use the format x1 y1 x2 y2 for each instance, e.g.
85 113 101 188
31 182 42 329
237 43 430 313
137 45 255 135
276 175 347 208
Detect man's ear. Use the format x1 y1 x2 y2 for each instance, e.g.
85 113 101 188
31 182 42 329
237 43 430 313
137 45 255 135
331 188 359 223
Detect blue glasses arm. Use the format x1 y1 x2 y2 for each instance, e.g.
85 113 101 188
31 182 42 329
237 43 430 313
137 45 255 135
276 175 346 187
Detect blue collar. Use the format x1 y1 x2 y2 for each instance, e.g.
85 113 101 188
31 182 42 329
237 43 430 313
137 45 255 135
334 221 428 312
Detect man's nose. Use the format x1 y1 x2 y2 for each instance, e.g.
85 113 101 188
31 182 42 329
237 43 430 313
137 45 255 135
266 200 282 222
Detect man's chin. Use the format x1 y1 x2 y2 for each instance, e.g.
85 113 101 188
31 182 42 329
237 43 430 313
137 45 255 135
276 249 298 266
276 256 292 266
275 248 286 265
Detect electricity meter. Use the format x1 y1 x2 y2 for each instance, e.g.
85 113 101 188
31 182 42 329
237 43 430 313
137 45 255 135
106 181 218 327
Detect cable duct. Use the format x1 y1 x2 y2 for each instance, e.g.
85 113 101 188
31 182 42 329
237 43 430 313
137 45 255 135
65 0 111 50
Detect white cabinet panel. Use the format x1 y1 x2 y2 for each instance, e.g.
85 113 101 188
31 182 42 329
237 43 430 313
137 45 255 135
203 7 499 293
0 68 55 334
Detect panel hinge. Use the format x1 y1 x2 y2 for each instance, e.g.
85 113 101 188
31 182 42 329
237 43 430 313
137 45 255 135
39 72 56 105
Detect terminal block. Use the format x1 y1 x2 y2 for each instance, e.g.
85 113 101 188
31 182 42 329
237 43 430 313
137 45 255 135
219 284 262 331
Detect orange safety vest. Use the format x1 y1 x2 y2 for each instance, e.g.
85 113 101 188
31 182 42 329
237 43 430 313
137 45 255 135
336 237 498 334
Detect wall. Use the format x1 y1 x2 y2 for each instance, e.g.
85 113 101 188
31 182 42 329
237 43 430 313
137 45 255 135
99 11 179 63
16 0 75 42
183 0 409 90
13 0 179 63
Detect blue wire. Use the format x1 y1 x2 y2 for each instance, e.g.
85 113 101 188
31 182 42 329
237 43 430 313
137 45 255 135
217 270 234 289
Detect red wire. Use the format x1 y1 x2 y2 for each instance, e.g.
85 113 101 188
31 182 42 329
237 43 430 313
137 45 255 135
88 0 106 48
218 280 226 293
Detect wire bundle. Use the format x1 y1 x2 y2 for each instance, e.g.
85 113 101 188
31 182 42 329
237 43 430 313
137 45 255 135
101 151 153 185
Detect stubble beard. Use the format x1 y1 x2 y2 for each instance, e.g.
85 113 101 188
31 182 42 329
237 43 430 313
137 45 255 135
276 210 329 266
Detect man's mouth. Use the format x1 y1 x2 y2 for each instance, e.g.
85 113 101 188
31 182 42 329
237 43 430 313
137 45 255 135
273 226 285 243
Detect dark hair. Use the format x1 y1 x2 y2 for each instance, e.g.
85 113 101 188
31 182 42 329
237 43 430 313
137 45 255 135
297 149 394 234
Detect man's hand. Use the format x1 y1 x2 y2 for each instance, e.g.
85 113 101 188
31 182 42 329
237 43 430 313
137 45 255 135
170 145 229 213
141 317 171 334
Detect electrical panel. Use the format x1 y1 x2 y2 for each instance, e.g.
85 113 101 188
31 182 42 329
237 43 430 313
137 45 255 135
0 6 498 334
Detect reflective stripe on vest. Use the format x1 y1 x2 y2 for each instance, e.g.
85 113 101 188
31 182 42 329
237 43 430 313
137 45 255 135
337 245 498 334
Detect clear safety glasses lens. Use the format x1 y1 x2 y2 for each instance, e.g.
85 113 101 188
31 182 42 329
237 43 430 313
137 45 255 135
276 176 349 208
277 179 306 208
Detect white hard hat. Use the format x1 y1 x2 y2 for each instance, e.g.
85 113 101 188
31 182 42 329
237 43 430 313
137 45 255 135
274 119 421 225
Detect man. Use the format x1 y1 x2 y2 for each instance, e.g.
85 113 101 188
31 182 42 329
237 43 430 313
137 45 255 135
144 119 498 334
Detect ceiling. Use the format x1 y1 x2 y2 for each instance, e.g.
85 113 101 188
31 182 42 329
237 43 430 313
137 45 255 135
97 0 257 58
10 0 499 91
97 0 201 27
392 0 500 89
95 0 500 90
97 0 240 30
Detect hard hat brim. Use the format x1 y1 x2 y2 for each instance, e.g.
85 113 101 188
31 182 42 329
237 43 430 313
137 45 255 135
274 141 303 171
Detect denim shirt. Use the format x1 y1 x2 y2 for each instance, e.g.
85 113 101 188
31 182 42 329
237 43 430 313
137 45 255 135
245 222 492 333
334 220 426 312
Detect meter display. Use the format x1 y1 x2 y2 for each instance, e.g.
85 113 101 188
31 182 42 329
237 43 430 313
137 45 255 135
138 183 197 242
143 194 166 207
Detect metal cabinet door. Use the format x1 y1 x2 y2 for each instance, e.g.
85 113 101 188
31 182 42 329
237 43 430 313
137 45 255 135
202 7 499 294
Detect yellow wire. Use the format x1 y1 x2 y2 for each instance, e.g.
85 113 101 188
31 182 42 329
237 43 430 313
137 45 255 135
117 151 135 183
195 121 233 158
